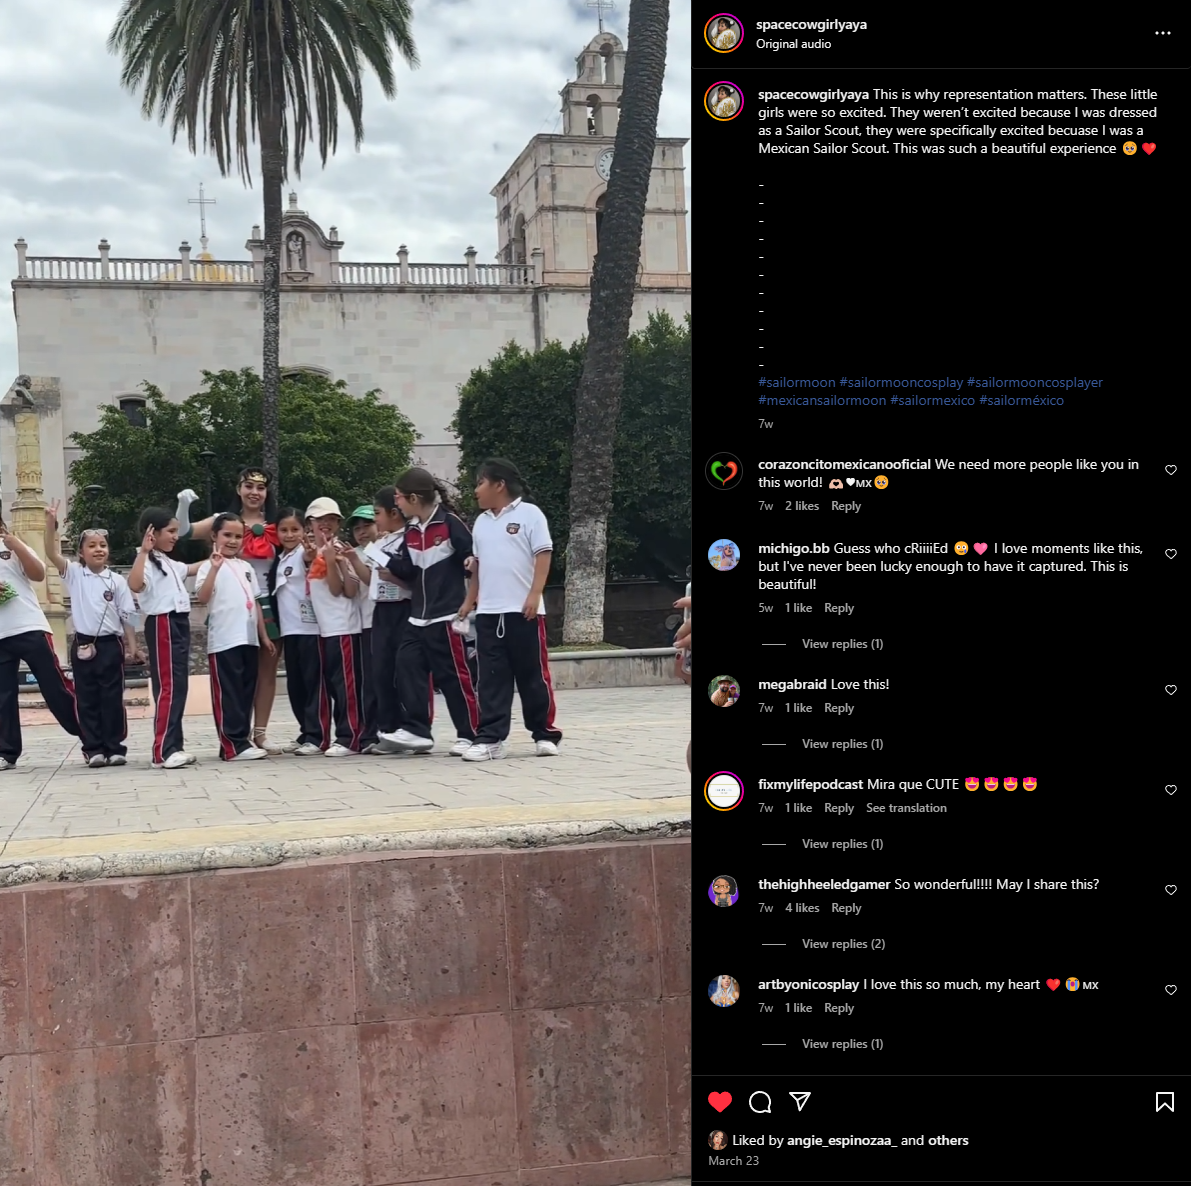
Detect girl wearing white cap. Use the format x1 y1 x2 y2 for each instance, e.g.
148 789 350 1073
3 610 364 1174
305 498 367 755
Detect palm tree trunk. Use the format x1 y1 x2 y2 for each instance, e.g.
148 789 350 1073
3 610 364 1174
562 0 670 644
258 37 285 497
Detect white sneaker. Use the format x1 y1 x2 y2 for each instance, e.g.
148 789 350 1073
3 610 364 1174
157 751 194 770
0 757 14 771
87 754 108 768
108 754 127 766
279 740 301 753
534 741 560 757
449 737 474 757
228 746 267 762
324 743 355 757
294 742 323 756
462 741 508 762
378 729 434 754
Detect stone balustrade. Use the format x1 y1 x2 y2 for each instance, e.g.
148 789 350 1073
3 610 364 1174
13 237 541 288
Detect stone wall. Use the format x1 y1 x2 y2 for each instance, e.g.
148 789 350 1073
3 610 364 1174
0 838 691 1185
10 282 692 497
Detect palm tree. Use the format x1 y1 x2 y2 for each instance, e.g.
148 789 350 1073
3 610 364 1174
108 0 417 493
562 0 670 644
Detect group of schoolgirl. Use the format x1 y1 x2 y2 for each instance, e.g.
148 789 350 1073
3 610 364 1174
0 458 562 771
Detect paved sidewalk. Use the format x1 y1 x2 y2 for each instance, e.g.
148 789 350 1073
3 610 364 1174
0 687 690 870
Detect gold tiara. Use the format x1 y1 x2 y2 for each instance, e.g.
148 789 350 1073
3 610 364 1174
243 470 269 484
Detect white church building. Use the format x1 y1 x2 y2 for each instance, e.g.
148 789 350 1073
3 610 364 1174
4 32 690 495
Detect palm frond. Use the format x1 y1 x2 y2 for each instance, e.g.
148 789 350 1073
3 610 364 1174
108 0 418 183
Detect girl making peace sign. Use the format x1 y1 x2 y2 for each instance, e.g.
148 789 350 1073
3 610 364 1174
195 513 275 761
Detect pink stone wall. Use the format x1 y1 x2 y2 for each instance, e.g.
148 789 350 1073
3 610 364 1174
0 839 691 1186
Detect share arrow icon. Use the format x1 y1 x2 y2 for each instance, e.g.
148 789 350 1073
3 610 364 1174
789 1092 811 1112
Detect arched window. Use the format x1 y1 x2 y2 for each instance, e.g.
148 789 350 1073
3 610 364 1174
118 395 146 427
281 365 332 381
513 214 527 264
599 43 614 84
586 94 601 136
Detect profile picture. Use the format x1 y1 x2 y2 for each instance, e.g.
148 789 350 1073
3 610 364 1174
709 875 738 906
709 675 739 707
705 82 742 121
708 539 739 571
709 1130 729 1150
704 771 744 811
709 975 740 1007
704 14 741 52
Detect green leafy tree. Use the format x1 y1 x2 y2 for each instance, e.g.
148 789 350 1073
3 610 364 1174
108 0 418 493
66 369 416 562
452 312 690 591
564 0 670 642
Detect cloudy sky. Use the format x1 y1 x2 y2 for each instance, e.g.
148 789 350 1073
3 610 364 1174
0 0 692 384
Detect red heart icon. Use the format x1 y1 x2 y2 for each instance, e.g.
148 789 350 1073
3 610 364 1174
1142 142 1156 155
1046 979 1060 991
708 1091 732 1112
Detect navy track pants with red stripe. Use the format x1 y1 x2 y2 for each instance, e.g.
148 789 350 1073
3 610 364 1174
284 634 330 748
473 613 561 746
395 620 479 742
321 633 367 751
0 630 79 762
144 612 190 764
74 634 128 758
209 645 259 759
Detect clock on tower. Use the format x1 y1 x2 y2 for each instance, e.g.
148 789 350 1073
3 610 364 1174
596 148 613 181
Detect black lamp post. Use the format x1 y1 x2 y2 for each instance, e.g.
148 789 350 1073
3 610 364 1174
82 485 104 529
199 450 216 515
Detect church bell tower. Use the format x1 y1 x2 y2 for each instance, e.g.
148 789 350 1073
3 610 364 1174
490 32 689 288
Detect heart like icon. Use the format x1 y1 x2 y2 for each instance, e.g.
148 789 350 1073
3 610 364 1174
1142 142 1156 155
1166 549 1177 559
1166 885 1177 895
1046 979 1061 991
711 460 738 485
1165 985 1177 995
708 1092 732 1113
1166 465 1177 475
1166 785 1177 796
973 542 988 555
1166 685 1177 695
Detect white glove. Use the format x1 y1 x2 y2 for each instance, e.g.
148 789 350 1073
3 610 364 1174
175 489 200 538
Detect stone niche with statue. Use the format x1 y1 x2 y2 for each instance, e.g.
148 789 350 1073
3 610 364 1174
0 375 70 660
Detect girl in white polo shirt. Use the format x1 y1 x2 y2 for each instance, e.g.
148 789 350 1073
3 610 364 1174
363 487 416 744
268 507 327 755
0 507 81 770
343 505 380 752
458 459 561 761
44 501 140 767
128 508 203 769
195 513 273 761
305 498 366 756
